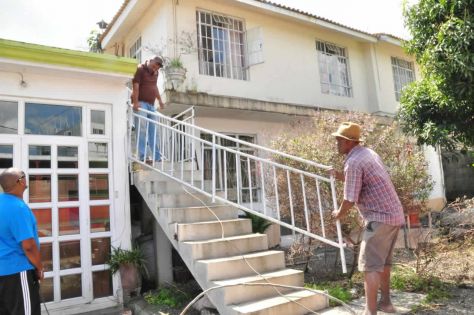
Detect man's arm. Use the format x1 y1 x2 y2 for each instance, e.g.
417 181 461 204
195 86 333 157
132 82 140 111
332 199 355 220
22 238 43 280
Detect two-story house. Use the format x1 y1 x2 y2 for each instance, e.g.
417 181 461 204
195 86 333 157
101 0 445 211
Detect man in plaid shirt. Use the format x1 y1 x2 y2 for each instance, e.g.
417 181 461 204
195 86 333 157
331 122 405 315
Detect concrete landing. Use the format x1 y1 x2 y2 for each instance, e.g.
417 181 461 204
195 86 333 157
320 291 426 314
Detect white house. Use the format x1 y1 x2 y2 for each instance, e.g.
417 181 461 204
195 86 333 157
101 0 445 210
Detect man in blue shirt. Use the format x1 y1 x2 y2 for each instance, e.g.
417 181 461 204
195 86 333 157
0 168 43 315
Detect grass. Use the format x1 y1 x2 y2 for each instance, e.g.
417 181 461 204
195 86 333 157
391 265 451 303
144 286 188 308
305 282 352 307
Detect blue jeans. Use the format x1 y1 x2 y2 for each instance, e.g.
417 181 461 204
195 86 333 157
136 101 161 161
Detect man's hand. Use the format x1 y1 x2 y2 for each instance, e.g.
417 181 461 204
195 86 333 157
132 101 140 112
36 268 44 281
332 209 343 220
328 168 344 181
158 100 164 110
332 200 355 221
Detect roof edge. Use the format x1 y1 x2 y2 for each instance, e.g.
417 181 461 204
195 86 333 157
0 38 137 75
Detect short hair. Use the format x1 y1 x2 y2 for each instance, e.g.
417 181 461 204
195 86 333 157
0 168 22 192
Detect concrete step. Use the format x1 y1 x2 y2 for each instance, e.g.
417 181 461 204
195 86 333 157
195 250 286 281
153 179 202 194
163 205 239 224
232 289 329 315
213 269 304 305
175 218 252 241
181 233 268 260
158 191 225 208
134 167 203 183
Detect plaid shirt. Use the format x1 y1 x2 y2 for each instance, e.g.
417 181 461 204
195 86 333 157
344 146 405 226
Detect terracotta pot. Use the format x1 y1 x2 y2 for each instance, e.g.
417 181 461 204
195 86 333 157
119 263 140 291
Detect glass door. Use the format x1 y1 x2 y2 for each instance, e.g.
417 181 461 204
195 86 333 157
23 139 90 305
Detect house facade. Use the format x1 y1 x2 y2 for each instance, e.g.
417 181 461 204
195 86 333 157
0 39 136 314
101 0 445 210
0 1 448 313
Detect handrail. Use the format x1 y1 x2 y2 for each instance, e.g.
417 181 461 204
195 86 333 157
127 105 347 273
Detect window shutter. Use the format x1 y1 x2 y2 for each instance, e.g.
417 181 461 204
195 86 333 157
246 27 264 66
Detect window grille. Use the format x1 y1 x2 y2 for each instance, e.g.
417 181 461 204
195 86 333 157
196 10 248 80
316 41 352 97
391 57 415 101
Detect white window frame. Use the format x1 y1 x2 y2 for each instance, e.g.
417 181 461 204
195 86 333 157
316 40 353 97
196 9 248 80
391 57 415 101
129 36 142 63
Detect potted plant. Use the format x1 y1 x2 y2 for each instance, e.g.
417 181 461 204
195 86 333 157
164 57 187 89
108 246 147 297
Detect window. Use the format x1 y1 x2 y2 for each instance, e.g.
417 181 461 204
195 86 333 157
25 103 82 136
129 36 142 63
316 41 352 97
201 134 258 203
391 57 415 101
196 10 248 80
0 100 18 134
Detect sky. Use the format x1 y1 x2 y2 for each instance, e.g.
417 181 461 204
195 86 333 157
0 0 412 51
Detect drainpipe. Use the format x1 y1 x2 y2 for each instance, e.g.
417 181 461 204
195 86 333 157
172 0 178 58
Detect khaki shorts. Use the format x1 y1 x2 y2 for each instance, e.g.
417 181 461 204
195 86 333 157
358 221 400 272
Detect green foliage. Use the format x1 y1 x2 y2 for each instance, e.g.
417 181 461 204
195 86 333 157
270 111 434 238
242 212 272 233
305 282 352 306
144 286 187 307
168 57 184 68
87 30 102 53
399 0 474 149
107 246 147 275
391 266 451 303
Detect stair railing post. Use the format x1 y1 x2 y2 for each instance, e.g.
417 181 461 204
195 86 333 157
212 134 216 203
330 174 347 273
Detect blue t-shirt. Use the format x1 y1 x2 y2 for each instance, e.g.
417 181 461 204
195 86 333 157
0 193 39 276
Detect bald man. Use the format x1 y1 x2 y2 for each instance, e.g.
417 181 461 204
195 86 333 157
0 168 43 315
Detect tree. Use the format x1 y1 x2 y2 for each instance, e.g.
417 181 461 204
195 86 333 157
87 30 102 53
398 0 474 150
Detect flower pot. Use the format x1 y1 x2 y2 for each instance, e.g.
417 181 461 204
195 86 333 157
165 66 186 89
119 263 141 292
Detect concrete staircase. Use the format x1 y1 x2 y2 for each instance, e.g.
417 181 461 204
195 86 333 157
132 163 329 315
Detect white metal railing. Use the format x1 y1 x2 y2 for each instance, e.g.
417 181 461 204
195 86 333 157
127 105 347 273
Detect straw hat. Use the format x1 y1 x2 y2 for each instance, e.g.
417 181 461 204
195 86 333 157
331 122 363 142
